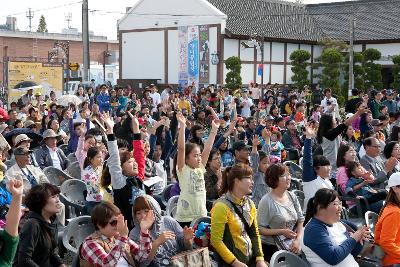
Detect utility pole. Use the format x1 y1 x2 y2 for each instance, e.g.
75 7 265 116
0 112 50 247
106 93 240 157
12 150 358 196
348 3 355 98
65 12 72 29
26 8 34 32
82 0 90 82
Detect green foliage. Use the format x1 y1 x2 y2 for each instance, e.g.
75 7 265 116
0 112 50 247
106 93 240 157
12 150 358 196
289 49 311 89
392 55 400 89
225 56 242 90
363 48 383 89
319 39 349 52
363 48 381 62
37 15 48 33
319 48 343 93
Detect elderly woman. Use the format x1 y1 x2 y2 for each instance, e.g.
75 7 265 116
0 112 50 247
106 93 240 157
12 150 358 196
257 163 304 262
211 163 267 267
130 195 194 266
16 183 65 267
302 188 369 267
80 201 153 266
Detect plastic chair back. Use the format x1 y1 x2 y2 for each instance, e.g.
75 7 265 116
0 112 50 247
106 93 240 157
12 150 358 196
166 195 179 218
67 161 82 180
161 183 174 207
67 153 78 163
365 211 378 237
43 166 73 186
59 144 69 156
62 216 95 254
270 250 311 267
292 190 305 211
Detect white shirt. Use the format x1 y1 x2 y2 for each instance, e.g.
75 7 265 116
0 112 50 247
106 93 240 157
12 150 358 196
150 92 161 112
303 176 333 211
301 222 359 267
240 97 253 118
250 87 260 100
47 146 62 170
321 96 339 119
161 89 170 102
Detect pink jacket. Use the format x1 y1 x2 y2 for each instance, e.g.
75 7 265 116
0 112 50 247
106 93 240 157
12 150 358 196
336 166 349 194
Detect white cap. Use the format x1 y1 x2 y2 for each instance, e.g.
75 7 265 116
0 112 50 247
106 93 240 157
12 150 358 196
386 173 400 190
345 113 354 119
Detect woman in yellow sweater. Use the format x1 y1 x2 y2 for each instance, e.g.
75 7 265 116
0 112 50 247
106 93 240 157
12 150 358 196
211 163 268 267
375 173 400 267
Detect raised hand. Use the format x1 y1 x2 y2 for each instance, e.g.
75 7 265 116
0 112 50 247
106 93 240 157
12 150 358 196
211 119 221 130
127 110 140 134
116 214 129 237
101 112 115 134
176 111 186 125
140 209 155 232
8 179 23 196
304 125 316 139
155 231 176 246
252 135 261 147
183 226 194 242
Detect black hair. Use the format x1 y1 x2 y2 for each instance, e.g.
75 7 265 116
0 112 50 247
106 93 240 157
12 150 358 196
384 141 399 159
313 155 330 170
24 183 60 214
390 126 400 142
363 137 375 147
317 114 334 144
304 188 339 225
83 146 101 169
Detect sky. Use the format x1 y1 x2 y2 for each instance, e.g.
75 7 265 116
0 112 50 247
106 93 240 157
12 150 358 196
0 0 347 40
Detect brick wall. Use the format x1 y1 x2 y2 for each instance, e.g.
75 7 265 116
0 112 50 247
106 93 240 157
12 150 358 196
0 36 119 83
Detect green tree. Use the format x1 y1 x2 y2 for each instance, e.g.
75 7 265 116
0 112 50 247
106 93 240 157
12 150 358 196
37 15 48 33
363 48 383 89
289 49 311 89
391 55 400 90
225 56 242 90
319 48 344 92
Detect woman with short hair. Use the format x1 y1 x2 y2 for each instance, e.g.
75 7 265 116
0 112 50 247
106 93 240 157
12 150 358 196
80 201 153 266
257 163 304 262
16 183 65 267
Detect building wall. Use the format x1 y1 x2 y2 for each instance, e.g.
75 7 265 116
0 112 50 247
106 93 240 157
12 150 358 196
120 24 219 85
222 38 400 86
0 35 118 83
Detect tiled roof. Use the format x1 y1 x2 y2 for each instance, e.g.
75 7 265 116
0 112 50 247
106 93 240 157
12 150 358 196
208 0 326 41
207 0 400 42
307 0 400 41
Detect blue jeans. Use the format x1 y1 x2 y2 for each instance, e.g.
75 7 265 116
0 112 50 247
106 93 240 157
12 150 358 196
83 201 99 216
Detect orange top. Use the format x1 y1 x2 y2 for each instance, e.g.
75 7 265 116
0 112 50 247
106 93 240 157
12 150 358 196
375 204 400 266
294 111 305 123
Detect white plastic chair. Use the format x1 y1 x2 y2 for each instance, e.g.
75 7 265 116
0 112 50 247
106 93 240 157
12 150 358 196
190 216 211 228
270 250 311 267
62 216 95 254
66 161 82 180
60 179 86 219
166 195 179 218
365 211 378 237
43 166 73 186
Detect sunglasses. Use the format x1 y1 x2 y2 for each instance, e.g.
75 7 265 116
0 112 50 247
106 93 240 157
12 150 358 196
108 219 118 227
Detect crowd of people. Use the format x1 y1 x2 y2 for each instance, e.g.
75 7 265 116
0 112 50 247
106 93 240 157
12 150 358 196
1 82 400 267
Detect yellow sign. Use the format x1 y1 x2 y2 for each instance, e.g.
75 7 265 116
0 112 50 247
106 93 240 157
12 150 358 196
69 63 79 71
8 61 63 106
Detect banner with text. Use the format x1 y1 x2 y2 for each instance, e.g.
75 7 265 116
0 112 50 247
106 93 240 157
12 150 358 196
178 26 188 91
8 61 63 105
187 26 199 89
199 25 209 84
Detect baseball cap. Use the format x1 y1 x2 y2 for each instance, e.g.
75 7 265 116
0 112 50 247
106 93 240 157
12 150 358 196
387 89 394 95
387 173 400 190
14 147 33 156
232 141 251 152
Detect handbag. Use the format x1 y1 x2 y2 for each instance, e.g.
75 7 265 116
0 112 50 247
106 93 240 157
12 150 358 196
170 247 211 267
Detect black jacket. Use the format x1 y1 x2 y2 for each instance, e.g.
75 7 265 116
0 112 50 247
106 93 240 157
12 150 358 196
16 211 62 267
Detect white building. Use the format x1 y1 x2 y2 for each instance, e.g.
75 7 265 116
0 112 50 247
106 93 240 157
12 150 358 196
118 0 400 88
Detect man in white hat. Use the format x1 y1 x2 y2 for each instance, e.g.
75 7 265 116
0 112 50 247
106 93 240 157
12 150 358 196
8 134 40 167
35 129 68 170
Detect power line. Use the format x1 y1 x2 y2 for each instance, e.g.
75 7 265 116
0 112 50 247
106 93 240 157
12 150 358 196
0 1 82 19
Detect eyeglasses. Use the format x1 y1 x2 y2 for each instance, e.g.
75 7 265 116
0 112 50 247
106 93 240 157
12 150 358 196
108 219 118 227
